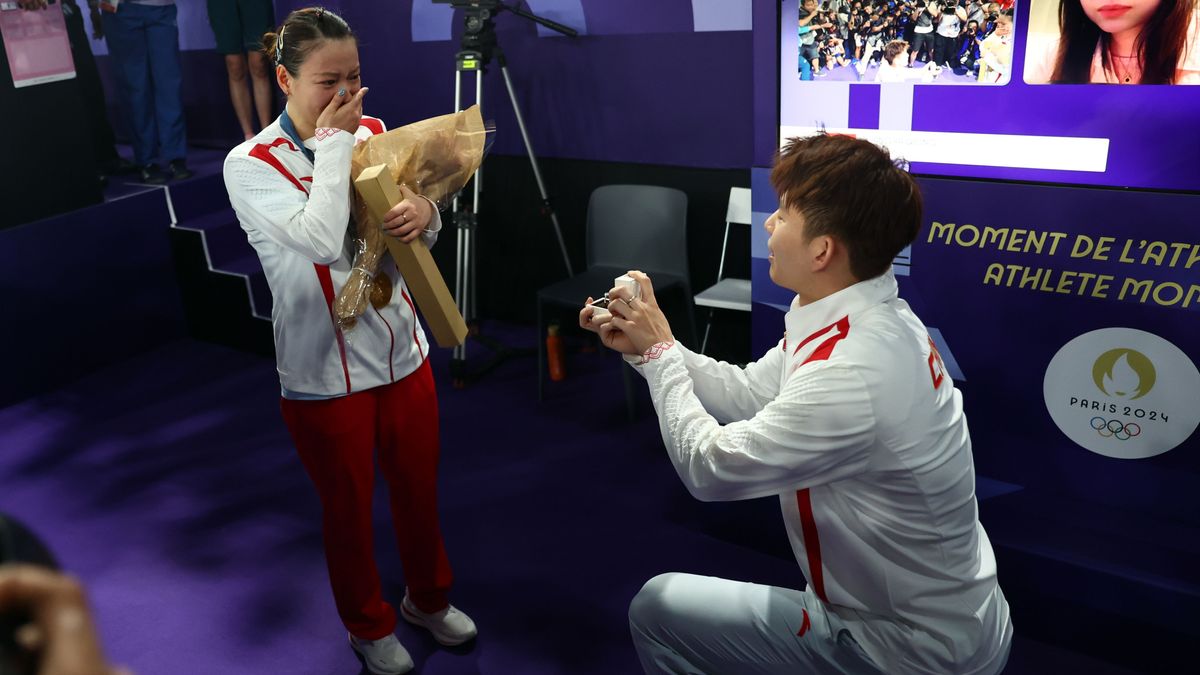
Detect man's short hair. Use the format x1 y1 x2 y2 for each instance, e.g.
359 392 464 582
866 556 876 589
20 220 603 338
883 39 909 63
769 133 923 281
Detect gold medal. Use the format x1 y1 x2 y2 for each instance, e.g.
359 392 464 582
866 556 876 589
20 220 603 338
370 273 394 310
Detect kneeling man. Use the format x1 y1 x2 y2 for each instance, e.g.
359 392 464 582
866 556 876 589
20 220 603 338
581 133 1012 675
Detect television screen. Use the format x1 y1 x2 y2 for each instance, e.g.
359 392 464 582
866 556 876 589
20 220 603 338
779 0 1200 191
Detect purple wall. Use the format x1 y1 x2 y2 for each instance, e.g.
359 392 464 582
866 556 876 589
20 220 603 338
94 0 756 168
277 0 755 168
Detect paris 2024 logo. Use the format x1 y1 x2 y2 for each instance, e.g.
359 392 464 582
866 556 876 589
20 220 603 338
1045 329 1199 459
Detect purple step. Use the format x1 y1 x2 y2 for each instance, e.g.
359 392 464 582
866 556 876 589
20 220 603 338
218 254 273 319
166 173 229 222
181 209 253 270
177 208 272 319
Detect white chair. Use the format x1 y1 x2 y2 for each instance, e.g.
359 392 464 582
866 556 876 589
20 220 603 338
694 187 752 354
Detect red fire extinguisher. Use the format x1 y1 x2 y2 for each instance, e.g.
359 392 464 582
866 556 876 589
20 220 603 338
547 324 566 381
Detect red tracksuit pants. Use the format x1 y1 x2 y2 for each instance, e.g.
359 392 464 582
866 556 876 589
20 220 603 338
280 360 453 640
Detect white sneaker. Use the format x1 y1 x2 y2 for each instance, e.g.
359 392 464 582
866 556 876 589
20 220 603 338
348 632 414 675
401 594 478 646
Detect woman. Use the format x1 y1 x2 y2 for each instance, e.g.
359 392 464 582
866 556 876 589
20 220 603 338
980 13 1016 82
1029 0 1199 83
222 8 476 675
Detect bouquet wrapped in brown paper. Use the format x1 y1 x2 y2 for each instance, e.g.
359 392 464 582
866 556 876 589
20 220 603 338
336 105 487 328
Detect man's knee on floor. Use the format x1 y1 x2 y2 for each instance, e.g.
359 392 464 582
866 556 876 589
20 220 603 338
629 572 682 631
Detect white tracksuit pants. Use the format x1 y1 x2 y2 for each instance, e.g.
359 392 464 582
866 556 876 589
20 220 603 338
629 573 883 675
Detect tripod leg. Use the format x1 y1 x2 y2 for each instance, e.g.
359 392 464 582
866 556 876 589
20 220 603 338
451 67 469 379
498 62 574 277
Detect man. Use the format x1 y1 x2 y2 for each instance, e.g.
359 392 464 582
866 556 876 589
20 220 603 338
798 0 824 80
100 0 192 183
580 133 1012 674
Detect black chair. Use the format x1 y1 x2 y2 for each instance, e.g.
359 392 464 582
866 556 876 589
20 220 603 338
536 185 697 417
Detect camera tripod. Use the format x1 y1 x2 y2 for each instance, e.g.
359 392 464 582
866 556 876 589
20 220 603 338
441 1 578 387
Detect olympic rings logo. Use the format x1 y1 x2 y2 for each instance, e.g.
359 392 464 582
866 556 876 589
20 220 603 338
1090 417 1141 441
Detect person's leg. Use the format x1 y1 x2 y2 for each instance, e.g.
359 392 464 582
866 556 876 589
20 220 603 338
240 0 277 129
144 3 188 165
63 1 119 168
247 50 275 130
375 362 453 614
224 53 255 139
937 34 952 66
210 0 252 138
282 391 398 640
859 39 880 71
101 5 155 166
629 574 883 675
801 44 819 78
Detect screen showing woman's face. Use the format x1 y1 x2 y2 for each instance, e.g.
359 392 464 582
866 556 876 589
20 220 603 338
1080 0 1163 35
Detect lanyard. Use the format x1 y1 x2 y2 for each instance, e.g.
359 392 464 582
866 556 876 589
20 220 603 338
279 109 315 163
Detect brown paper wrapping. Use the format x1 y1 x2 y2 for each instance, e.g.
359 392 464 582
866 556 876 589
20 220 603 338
335 105 486 328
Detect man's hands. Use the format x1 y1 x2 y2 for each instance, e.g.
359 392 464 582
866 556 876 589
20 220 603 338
380 185 434 243
579 271 674 356
0 565 128 675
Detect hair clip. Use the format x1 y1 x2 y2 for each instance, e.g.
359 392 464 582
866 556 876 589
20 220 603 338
275 25 285 63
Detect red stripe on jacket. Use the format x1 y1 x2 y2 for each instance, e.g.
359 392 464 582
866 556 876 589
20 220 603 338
248 138 308 194
359 117 384 136
313 264 352 393
792 315 851 604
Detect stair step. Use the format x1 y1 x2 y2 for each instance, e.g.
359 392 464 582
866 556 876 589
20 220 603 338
166 174 228 222
176 205 272 320
177 209 255 271
162 161 274 354
215 254 272 319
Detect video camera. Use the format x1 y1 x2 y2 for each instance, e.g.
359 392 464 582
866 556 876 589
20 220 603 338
432 0 577 66
433 0 500 59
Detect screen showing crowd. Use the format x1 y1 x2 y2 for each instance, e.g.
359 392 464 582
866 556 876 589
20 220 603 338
796 0 1019 84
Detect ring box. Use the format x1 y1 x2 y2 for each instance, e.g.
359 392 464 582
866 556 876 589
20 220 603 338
589 274 640 323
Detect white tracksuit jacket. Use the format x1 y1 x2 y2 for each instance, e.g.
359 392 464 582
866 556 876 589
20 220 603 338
223 115 439 398
630 270 1012 675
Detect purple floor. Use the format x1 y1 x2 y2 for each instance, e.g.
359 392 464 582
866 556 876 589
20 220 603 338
0 326 1146 674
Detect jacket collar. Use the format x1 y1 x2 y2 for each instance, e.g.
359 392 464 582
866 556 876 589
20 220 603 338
784 269 898 347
